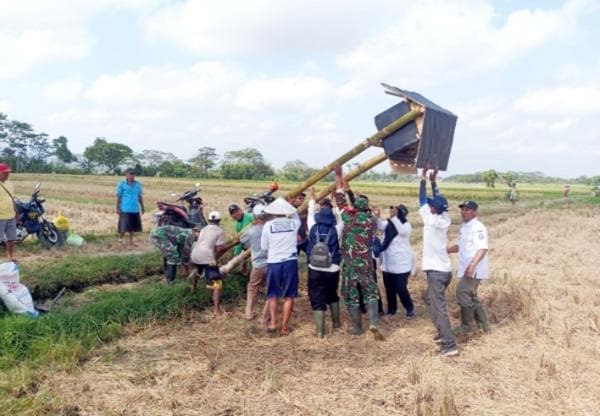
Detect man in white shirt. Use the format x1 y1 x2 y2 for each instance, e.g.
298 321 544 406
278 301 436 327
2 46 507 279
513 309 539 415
448 200 490 334
261 198 301 336
419 168 458 357
191 211 236 316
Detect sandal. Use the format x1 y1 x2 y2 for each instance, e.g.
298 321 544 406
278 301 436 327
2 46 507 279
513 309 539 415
279 326 291 336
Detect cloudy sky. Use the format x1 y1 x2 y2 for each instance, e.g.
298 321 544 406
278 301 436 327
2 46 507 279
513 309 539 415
1 0 599 177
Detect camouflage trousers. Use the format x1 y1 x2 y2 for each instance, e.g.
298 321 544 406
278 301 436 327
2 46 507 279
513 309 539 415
150 225 193 265
341 260 380 308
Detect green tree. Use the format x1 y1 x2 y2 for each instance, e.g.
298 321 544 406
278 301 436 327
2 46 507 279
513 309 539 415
220 148 274 180
482 169 499 188
83 138 134 174
52 136 77 163
188 147 218 177
280 160 316 181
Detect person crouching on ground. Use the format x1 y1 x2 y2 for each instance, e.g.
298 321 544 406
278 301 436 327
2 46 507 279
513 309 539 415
419 167 458 357
373 204 416 319
306 188 344 337
191 211 237 316
150 223 196 284
261 197 301 335
239 204 270 324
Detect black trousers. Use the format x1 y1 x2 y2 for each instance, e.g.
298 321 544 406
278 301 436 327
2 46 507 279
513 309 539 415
307 268 340 311
382 271 414 315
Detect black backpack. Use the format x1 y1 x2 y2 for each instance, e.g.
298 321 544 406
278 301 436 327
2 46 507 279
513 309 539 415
310 225 335 269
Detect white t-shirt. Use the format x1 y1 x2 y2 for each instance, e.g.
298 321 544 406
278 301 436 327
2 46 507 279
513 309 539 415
457 217 489 279
378 217 415 274
419 204 452 272
261 215 301 264
191 224 225 265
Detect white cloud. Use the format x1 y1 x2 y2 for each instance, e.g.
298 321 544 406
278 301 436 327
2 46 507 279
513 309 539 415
43 79 83 103
143 0 396 55
337 0 590 87
513 85 600 115
234 76 332 111
0 99 10 114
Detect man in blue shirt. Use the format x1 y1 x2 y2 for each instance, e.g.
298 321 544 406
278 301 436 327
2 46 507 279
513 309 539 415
116 168 145 246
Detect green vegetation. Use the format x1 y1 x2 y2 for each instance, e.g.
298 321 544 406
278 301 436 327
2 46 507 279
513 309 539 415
19 251 163 301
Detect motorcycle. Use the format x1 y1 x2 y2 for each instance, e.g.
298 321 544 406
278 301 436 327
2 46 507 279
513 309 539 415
242 182 279 212
156 183 207 228
12 183 63 248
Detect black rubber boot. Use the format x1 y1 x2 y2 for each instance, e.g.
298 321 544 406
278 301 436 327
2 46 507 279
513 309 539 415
367 302 385 341
348 307 363 335
452 306 476 335
165 263 177 284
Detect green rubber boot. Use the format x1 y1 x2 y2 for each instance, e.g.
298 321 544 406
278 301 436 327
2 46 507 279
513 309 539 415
348 307 363 335
367 302 385 341
313 310 325 338
452 306 475 335
474 305 491 334
329 302 341 330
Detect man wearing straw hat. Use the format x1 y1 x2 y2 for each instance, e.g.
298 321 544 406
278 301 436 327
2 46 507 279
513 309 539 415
261 197 301 335
0 163 17 260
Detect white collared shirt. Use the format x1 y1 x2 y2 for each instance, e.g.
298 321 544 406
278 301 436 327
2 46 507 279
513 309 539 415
457 218 489 279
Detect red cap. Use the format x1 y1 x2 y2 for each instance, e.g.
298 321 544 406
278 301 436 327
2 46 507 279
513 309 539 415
0 163 12 173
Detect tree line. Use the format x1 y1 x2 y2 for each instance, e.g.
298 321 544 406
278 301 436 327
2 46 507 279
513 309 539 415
1 112 598 185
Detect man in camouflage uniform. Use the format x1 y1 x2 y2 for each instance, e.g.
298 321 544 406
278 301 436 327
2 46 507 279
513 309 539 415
335 165 384 340
150 224 196 284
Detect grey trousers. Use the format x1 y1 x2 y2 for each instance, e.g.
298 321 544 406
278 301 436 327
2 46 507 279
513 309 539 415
424 271 457 349
456 277 481 308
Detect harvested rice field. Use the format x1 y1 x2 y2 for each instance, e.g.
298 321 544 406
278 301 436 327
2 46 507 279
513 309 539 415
2 174 599 415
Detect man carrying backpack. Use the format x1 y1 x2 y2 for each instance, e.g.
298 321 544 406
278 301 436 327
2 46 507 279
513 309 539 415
306 188 344 337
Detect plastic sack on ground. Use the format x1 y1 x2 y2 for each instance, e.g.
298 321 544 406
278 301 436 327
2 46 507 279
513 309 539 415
53 212 71 232
0 262 39 317
66 232 84 246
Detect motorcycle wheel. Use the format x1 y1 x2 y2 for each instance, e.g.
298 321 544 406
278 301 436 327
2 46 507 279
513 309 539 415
37 220 63 248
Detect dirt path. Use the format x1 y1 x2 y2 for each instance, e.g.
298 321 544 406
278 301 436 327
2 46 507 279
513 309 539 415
44 208 600 415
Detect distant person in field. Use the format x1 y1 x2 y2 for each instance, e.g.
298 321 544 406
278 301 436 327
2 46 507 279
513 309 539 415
448 200 491 335
509 182 518 205
150 223 196 284
419 167 458 357
116 168 144 247
261 197 301 336
191 211 237 316
305 187 343 337
563 185 571 202
334 165 384 341
373 203 416 319
0 163 17 261
239 204 270 324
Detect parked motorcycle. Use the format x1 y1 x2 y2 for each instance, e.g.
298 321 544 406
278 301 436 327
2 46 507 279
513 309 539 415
12 183 63 248
242 182 279 211
156 183 207 228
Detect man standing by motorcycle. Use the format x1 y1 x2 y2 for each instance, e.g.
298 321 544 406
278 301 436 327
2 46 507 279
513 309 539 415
116 168 145 247
0 163 17 260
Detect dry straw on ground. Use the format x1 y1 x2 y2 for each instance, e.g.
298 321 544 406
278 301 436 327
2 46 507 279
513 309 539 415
39 206 600 415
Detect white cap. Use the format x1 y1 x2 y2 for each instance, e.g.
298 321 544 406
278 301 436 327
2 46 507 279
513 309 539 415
208 211 221 221
252 204 266 217
264 197 296 216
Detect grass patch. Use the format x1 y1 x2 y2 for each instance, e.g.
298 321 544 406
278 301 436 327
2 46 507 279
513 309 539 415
0 277 246 413
19 251 163 301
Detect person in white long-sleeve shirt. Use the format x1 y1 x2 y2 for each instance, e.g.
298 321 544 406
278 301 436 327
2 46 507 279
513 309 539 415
374 204 415 318
261 198 301 336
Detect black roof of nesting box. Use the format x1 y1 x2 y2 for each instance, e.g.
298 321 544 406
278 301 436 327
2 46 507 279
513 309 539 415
374 83 457 172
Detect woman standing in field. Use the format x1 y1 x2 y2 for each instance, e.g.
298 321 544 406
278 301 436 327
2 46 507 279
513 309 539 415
373 204 415 319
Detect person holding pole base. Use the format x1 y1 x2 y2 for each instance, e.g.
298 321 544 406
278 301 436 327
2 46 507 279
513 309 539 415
306 187 343 337
447 200 491 335
261 198 301 336
334 165 384 341
419 167 458 357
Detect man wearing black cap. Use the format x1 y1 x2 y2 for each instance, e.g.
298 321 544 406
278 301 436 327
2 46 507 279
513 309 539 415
448 200 490 334
419 167 458 356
